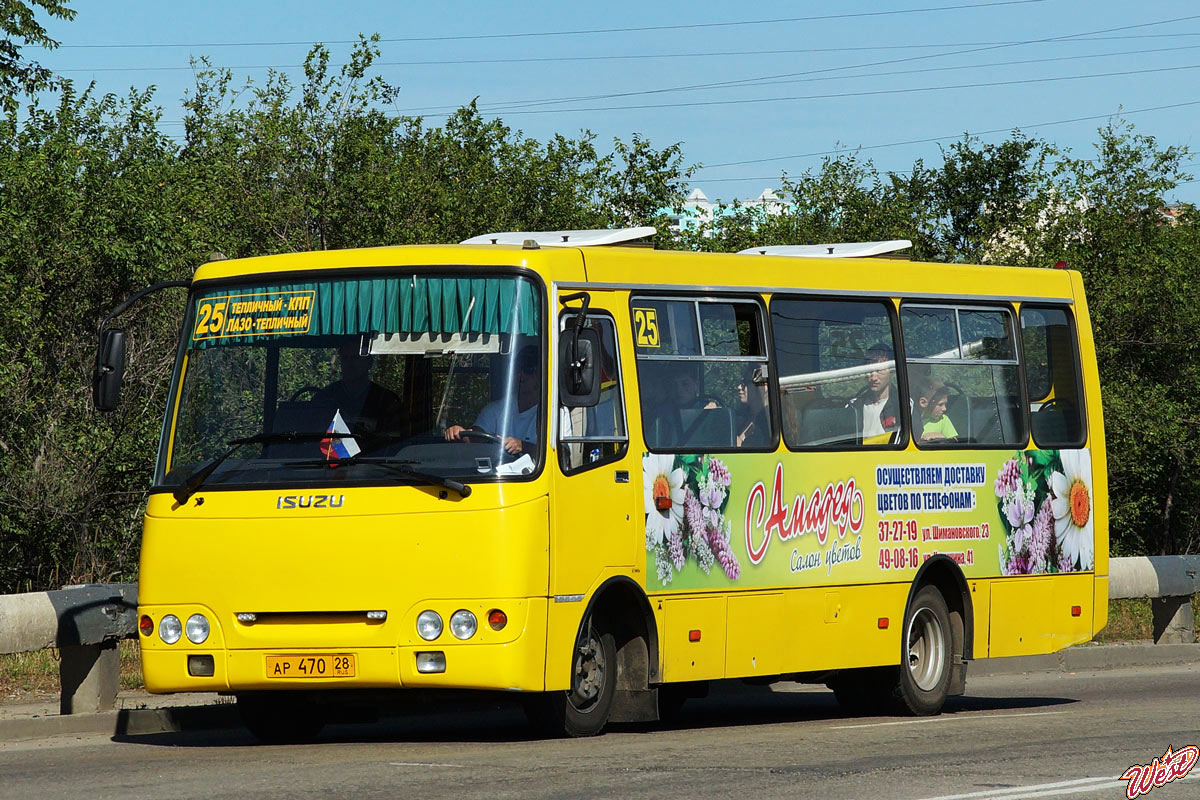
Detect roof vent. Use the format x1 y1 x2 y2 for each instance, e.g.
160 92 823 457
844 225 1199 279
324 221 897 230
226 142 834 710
738 240 912 259
461 227 656 247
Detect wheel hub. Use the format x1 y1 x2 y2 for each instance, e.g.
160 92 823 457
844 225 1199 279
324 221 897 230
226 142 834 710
572 631 606 706
907 606 947 692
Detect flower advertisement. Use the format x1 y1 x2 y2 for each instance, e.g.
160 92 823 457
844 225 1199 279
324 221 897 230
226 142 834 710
644 453 741 587
643 448 1094 591
996 448 1094 574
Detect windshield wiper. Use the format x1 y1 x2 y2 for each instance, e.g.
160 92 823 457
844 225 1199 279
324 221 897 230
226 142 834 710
172 431 360 505
287 456 473 498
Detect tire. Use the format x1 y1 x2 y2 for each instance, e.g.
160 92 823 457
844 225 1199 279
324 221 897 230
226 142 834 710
894 585 953 716
237 694 325 744
524 615 617 737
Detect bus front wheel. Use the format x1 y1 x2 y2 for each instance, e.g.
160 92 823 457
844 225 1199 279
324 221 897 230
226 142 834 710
525 615 617 737
895 585 953 716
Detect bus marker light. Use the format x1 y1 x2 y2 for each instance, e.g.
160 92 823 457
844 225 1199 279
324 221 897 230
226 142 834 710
878 618 889 629
689 630 701 642
236 613 257 625
1071 606 1081 617
366 610 387 621
139 615 153 637
655 496 672 511
488 610 507 630
416 652 446 673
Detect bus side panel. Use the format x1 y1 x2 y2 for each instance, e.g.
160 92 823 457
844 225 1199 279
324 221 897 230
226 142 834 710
968 579 991 659
725 592 785 678
662 595 726 682
987 572 1094 657
777 583 906 672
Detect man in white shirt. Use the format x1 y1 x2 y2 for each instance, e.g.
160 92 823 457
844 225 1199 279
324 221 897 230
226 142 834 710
846 342 900 443
444 346 541 456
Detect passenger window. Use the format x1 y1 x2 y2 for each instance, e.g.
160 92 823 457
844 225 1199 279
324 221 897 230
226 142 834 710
770 297 904 449
559 314 628 474
634 297 772 451
1020 306 1086 447
902 304 1025 447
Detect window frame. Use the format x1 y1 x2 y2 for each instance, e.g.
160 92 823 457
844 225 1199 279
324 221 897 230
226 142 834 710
1017 302 1088 449
901 301 1029 450
630 293 777 453
558 310 631 475
155 264 549 494
769 293 910 452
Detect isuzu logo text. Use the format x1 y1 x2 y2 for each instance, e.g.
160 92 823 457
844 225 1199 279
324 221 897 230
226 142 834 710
276 494 345 509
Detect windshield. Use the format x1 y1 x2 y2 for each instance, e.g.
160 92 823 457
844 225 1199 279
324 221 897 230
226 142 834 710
157 271 544 490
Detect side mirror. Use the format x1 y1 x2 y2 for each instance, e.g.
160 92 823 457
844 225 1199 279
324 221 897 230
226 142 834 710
93 328 127 412
559 328 601 407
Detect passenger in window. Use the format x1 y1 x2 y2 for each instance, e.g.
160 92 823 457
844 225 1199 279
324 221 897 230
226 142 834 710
915 377 958 443
846 342 900 443
648 364 720 447
314 338 403 436
444 345 540 456
735 366 769 448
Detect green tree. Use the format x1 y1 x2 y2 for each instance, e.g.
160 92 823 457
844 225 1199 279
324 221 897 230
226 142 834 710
1 0 75 111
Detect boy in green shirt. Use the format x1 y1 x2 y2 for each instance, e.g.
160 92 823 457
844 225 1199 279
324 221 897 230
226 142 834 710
917 379 958 442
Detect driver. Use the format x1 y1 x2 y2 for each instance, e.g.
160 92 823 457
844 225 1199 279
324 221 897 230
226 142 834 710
444 345 540 456
313 338 403 436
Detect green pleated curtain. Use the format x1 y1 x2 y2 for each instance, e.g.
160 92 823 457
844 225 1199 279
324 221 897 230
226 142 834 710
189 276 539 349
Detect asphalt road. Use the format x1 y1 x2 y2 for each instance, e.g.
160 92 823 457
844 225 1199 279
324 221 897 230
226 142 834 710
1 665 1197 800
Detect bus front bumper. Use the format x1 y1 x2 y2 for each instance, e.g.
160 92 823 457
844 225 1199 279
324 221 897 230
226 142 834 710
140 599 549 694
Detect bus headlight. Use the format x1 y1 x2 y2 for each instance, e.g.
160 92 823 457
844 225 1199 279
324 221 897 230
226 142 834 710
450 610 477 640
159 614 182 644
417 610 443 641
185 614 210 644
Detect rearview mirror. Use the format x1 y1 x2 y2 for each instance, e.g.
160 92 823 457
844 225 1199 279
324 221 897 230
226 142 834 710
93 328 127 412
559 328 601 407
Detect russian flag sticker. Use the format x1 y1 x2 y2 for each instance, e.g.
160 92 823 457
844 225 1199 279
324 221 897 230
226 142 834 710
321 409 361 462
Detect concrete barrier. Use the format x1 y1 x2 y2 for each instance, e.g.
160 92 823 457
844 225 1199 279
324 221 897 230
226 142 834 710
0 584 137 714
1108 556 1200 644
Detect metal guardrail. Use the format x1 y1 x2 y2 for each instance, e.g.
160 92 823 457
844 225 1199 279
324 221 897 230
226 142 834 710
0 584 137 714
0 559 1196 715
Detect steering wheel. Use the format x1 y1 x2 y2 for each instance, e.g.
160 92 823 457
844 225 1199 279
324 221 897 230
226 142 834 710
288 385 322 402
457 429 502 444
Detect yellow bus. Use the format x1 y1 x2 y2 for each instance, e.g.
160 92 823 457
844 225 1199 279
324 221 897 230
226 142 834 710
95 228 1106 742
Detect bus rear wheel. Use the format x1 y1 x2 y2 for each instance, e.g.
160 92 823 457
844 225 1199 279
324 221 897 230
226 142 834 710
237 694 325 744
894 585 953 716
525 615 617 737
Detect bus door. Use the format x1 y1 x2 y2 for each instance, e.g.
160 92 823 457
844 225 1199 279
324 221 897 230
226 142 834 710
551 307 638 597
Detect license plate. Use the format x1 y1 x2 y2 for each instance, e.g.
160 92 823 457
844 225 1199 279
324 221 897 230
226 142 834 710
265 654 356 679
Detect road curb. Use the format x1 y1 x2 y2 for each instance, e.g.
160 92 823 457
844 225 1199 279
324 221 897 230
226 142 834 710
970 642 1200 677
0 702 239 742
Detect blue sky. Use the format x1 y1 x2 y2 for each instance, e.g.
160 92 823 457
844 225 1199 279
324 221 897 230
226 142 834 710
30 0 1200 205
